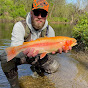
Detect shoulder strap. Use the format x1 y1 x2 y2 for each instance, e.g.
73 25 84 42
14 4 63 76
40 25 49 37
20 20 31 42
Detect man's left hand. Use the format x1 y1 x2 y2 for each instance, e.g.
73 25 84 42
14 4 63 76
52 46 72 54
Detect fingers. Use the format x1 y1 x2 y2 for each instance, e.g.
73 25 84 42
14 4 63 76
23 48 31 55
27 48 34 57
58 48 62 54
69 46 72 51
52 48 62 54
62 46 72 53
52 51 56 54
52 46 72 55
32 50 39 57
23 48 39 57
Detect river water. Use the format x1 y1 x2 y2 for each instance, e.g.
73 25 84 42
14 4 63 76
0 23 88 88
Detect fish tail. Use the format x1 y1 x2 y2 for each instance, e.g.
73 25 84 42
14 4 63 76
5 46 18 62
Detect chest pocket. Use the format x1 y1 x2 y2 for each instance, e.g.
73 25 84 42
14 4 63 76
20 20 49 42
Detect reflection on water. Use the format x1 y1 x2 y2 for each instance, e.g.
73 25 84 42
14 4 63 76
0 23 13 40
0 23 88 88
0 39 11 54
50 23 73 37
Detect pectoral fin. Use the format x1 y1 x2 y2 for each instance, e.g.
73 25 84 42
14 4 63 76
40 52 47 59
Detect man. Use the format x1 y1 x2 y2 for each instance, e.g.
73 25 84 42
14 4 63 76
0 0 71 88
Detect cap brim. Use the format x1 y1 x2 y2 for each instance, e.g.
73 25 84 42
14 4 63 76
32 7 48 12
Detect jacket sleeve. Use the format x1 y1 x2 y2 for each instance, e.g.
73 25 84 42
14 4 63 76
11 22 25 46
47 25 55 37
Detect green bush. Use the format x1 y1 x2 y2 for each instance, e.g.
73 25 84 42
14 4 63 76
47 17 69 22
72 12 88 50
0 0 27 19
10 5 26 18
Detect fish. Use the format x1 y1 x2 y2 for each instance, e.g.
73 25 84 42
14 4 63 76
5 36 77 62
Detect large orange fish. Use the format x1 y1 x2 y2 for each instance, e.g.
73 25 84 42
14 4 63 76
5 36 77 62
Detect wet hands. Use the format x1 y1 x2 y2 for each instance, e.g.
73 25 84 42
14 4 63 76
52 46 72 54
62 46 72 53
23 48 39 58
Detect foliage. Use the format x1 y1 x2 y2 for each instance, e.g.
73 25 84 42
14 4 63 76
72 12 88 50
0 0 27 19
10 5 26 18
0 0 79 21
0 0 88 24
47 17 69 22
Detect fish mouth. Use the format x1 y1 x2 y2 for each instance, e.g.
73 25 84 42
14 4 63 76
71 42 77 47
71 38 77 47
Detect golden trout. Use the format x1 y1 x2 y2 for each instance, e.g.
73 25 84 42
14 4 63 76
5 36 77 62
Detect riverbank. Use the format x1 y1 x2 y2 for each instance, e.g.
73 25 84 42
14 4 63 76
50 21 70 24
0 16 71 24
0 17 25 23
71 50 88 67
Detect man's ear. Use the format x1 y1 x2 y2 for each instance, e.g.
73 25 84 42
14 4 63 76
46 14 48 18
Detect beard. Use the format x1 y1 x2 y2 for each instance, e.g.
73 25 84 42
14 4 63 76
31 17 45 30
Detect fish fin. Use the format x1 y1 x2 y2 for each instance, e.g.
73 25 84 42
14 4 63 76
63 41 71 51
44 35 47 37
40 52 47 59
23 42 29 45
5 46 19 62
23 39 34 44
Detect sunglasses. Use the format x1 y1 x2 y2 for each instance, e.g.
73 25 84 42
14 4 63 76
33 9 48 17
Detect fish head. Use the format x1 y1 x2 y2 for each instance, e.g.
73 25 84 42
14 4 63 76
63 37 77 51
69 38 77 47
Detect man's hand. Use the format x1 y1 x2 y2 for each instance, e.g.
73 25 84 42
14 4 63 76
62 46 72 53
23 48 39 57
52 46 72 54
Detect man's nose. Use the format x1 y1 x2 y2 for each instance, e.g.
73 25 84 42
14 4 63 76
37 14 42 18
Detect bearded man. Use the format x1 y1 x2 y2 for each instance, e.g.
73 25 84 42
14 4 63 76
0 0 70 88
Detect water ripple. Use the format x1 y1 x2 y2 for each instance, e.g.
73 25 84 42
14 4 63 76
0 39 11 55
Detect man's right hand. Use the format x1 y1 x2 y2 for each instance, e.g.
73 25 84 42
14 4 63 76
23 48 39 58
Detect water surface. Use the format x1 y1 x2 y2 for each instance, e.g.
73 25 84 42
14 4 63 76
0 23 88 88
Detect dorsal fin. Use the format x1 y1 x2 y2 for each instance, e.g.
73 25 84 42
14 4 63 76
23 42 29 45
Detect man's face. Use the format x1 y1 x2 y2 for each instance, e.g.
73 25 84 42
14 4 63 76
31 9 48 30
